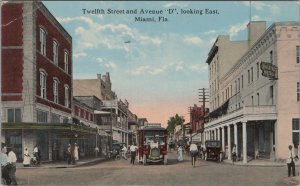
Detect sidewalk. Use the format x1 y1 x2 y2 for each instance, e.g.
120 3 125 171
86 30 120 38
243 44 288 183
16 156 107 169
222 158 300 167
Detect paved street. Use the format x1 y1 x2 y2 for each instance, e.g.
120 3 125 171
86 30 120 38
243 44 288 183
14 151 299 186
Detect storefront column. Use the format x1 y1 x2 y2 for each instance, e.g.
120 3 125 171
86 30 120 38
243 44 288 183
234 123 238 156
227 125 231 160
242 121 247 164
215 128 218 140
222 126 225 152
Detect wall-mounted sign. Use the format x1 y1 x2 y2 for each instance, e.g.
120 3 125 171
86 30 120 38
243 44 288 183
260 62 278 80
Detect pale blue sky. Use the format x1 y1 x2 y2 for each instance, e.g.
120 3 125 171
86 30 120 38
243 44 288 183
43 1 299 126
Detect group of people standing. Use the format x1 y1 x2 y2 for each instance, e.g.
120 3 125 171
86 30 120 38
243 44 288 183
1 143 18 185
119 143 138 164
67 143 79 165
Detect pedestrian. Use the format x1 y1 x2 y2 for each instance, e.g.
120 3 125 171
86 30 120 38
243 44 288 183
1 143 10 185
67 144 71 164
177 145 183 162
129 143 138 165
33 144 40 164
23 147 31 167
74 143 79 161
95 146 99 157
121 145 128 160
52 142 58 161
287 145 296 177
70 144 75 164
7 145 17 185
232 144 237 162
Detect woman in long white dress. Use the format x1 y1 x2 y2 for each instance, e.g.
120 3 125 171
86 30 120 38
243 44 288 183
177 145 184 162
74 143 79 161
23 147 31 167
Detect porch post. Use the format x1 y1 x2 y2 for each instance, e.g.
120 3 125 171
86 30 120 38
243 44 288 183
216 128 219 140
227 125 231 160
234 123 238 156
222 126 225 152
242 121 247 164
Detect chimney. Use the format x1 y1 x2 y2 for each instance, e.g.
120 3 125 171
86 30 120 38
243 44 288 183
247 21 266 48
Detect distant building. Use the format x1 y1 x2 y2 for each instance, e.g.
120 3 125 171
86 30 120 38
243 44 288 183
73 73 117 100
147 123 162 128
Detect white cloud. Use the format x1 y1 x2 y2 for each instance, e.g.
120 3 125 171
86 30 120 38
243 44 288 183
74 52 87 59
204 30 217 35
130 65 150 76
96 57 117 69
183 36 203 47
228 21 248 38
139 35 162 45
189 64 207 71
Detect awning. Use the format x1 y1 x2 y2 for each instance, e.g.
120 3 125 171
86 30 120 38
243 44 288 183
2 122 98 135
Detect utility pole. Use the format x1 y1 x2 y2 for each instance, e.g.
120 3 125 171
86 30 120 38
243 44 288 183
198 88 209 133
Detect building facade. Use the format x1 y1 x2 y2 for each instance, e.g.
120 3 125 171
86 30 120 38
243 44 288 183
1 1 100 161
204 21 300 163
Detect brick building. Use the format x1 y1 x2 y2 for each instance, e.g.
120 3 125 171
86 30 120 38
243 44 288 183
1 1 97 161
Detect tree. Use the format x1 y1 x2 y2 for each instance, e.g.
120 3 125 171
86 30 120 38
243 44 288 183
166 114 185 136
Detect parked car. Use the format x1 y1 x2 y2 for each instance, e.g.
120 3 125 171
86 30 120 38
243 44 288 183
205 140 223 162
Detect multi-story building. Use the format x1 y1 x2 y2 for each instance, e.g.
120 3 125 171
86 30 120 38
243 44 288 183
2 1 74 160
73 73 116 100
189 104 208 142
74 74 131 145
1 1 99 161
204 21 300 163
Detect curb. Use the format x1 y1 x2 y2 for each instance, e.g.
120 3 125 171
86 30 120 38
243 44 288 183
16 158 108 169
222 160 287 167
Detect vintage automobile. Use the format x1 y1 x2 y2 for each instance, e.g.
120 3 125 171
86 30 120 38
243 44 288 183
205 140 223 162
137 127 168 165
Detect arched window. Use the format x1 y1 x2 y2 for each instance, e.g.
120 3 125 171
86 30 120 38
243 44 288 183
53 78 59 103
53 40 59 65
64 50 69 73
40 71 47 99
40 27 47 56
64 85 69 107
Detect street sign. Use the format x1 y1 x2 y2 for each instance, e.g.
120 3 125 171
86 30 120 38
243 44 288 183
260 62 278 80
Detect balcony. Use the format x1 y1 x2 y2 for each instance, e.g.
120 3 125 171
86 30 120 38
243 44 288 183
205 105 277 128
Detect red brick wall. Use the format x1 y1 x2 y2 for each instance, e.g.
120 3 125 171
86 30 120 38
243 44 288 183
2 3 23 101
35 9 72 113
2 3 23 46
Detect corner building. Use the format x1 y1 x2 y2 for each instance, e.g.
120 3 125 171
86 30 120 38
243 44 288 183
2 1 74 161
204 21 300 163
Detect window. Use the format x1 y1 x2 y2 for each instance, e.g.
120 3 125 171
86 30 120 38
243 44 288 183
51 113 60 123
53 40 58 65
270 50 273 64
230 85 232 97
297 46 300 64
251 67 253 82
241 75 244 88
238 78 240 92
40 28 46 56
7 108 21 123
64 51 69 73
248 70 250 84
235 80 237 94
64 85 69 107
37 110 48 123
297 82 300 101
251 96 254 105
53 79 59 104
270 85 274 105
292 118 300 145
40 72 46 99
256 62 259 79
257 93 260 106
